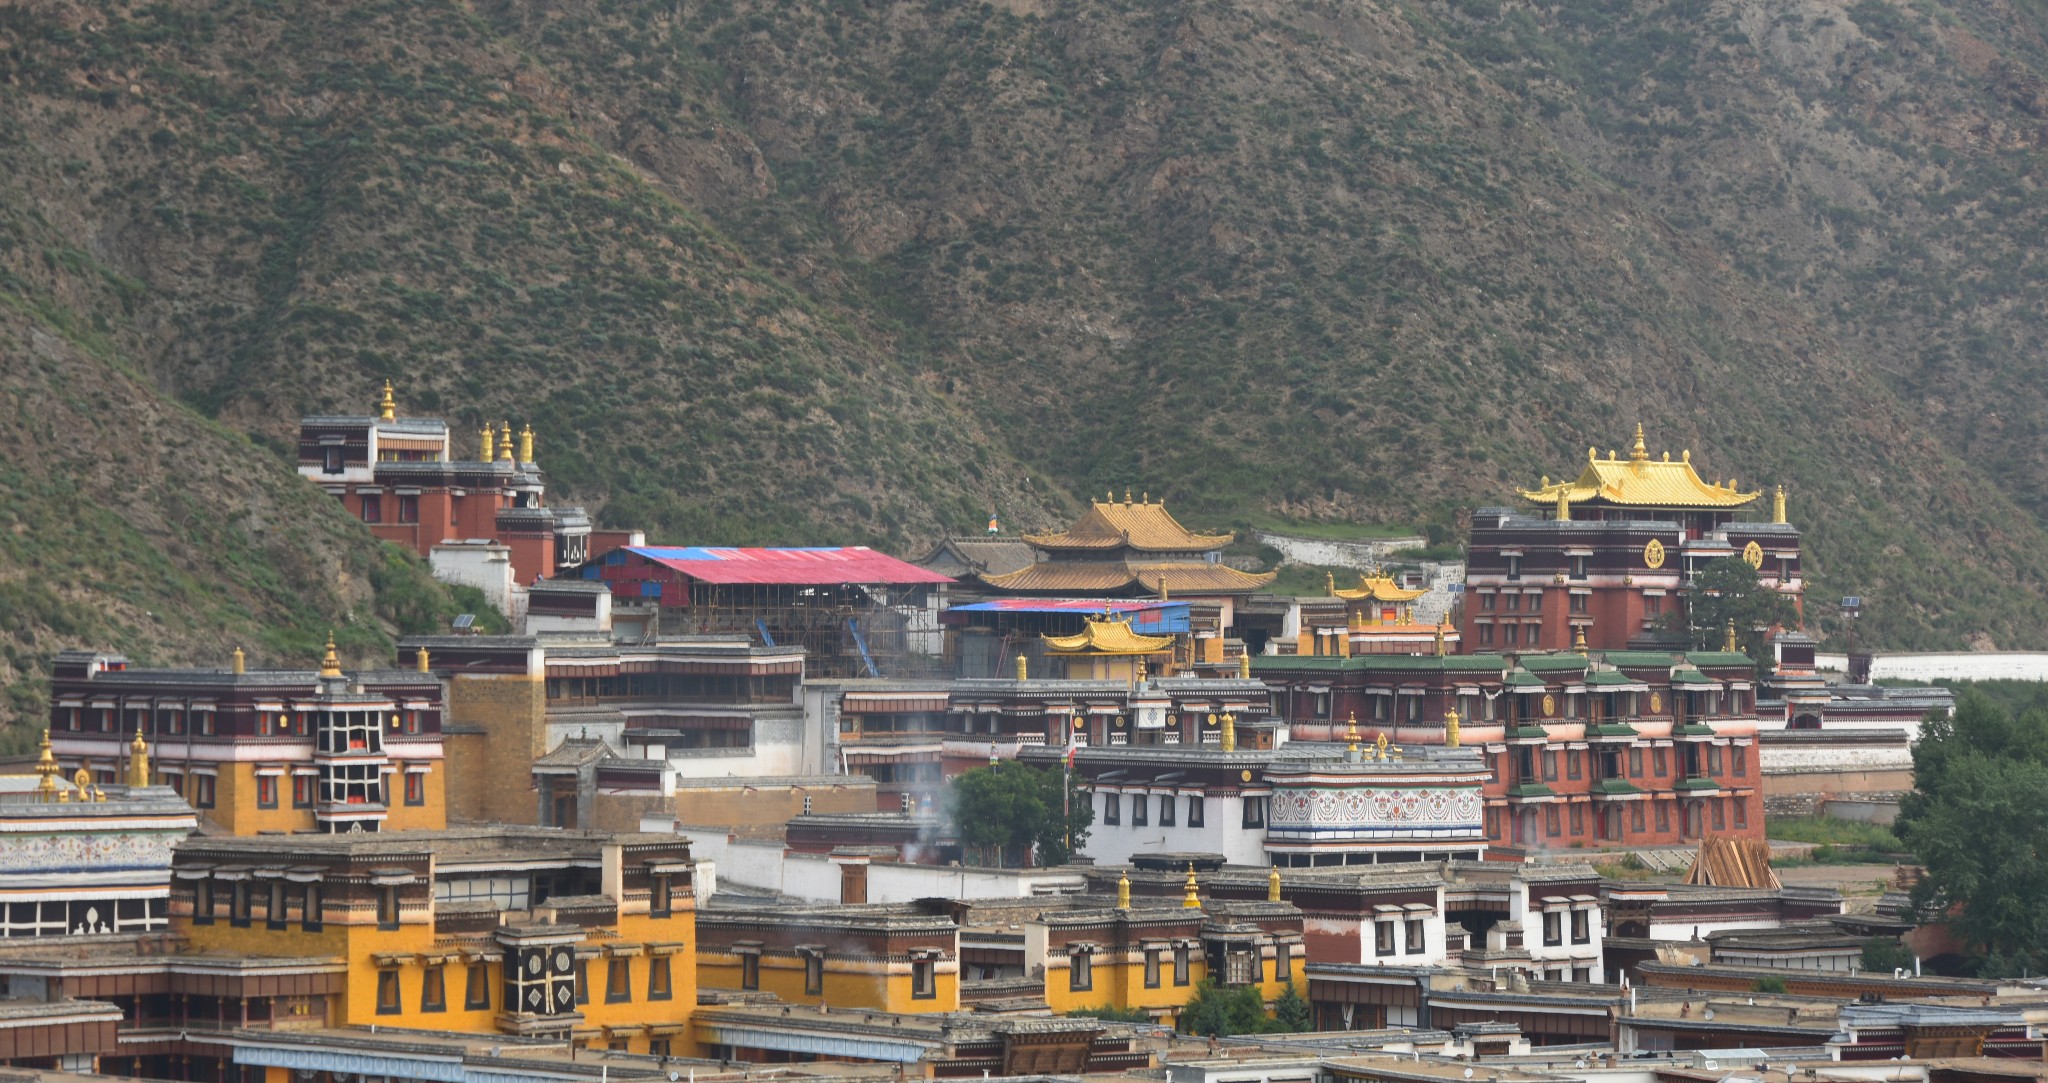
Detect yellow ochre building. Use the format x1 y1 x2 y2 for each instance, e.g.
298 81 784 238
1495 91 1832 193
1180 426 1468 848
47 642 448 835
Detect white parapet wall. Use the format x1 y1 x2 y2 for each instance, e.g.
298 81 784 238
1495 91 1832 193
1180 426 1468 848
1815 652 2048 683
666 823 1088 903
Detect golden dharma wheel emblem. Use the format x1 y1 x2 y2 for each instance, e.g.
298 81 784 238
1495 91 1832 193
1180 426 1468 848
1643 539 1666 569
1743 541 1764 568
1650 692 1663 713
1240 769 1253 782
1542 694 1557 717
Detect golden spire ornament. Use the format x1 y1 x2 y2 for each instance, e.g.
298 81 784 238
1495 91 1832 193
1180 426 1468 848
1117 873 1131 910
378 380 397 421
1182 863 1201 909
319 632 342 678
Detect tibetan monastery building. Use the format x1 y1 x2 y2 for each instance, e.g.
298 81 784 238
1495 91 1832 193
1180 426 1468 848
297 383 596 588
974 494 1275 613
1466 425 1802 654
1296 571 1460 657
47 642 446 835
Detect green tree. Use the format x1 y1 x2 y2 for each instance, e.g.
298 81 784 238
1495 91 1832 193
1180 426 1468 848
1861 936 1914 974
1069 1005 1151 1023
1897 691 2048 968
1272 979 1313 1032
946 763 1092 867
1677 556 1798 667
1177 979 1275 1037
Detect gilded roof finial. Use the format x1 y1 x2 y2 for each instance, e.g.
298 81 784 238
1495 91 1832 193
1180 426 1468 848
1729 476 1738 491
73 765 92 792
1555 488 1571 522
35 729 59 801
1541 476 1550 488
379 380 396 422
518 424 535 464
1016 653 1028 681
416 646 431 673
1326 571 1337 596
1630 423 1648 464
1682 449 1691 463
1607 449 1616 461
1434 622 1447 657
1219 711 1236 753
319 632 342 678
1375 731 1390 761
1268 866 1283 903
1183 863 1201 909
1117 873 1131 910
1125 488 1132 504
1106 489 1113 503
1445 704 1461 748
1142 491 1149 504
1773 485 1787 524
1725 619 1739 654
1662 451 1671 462
498 422 515 462
481 423 496 461
128 727 150 788
231 646 245 675
1574 627 1588 656
1238 652 1251 679
1346 711 1360 753
1587 447 1597 462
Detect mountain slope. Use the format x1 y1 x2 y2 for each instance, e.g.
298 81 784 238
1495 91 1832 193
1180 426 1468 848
1 0 2046 668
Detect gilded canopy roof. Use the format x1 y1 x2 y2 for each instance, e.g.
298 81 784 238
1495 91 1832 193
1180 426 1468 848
1519 425 1761 510
1023 498 1234 552
1330 571 1427 603
980 560 1275 594
1042 613 1176 655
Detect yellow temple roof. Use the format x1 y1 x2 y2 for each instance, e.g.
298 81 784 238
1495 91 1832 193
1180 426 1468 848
1023 497 1234 552
1331 571 1427 603
981 561 1275 594
1519 425 1761 510
1042 613 1176 655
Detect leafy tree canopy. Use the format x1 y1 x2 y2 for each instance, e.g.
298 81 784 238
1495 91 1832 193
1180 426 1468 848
1897 690 2048 970
1678 556 1798 666
946 763 1092 867
1177 979 1312 1037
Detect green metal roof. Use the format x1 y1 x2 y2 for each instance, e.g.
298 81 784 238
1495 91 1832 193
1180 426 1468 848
1590 778 1644 795
1584 671 1644 687
1673 722 1717 737
1251 654 1508 673
1520 654 1591 673
1686 652 1756 668
1507 724 1550 740
1506 782 1556 799
1505 671 1549 688
1585 723 1641 738
1669 667 1718 686
1602 651 1680 668
1673 777 1721 791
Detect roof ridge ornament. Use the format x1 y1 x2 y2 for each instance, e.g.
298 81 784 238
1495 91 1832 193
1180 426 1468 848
379 381 396 421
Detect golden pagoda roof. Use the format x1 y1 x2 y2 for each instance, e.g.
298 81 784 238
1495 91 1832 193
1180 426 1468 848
1042 613 1176 656
1331 571 1427 603
1023 497 1234 553
1519 425 1762 510
980 561 1275 594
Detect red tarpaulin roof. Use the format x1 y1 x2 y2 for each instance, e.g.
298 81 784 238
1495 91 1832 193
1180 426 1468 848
619 546 954 587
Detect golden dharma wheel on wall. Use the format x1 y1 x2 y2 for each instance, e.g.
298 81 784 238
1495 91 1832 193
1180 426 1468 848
1542 694 1557 717
1643 538 1666 569
1743 541 1764 568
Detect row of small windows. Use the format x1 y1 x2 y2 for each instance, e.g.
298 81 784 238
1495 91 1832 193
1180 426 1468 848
376 955 675 1015
1507 744 1748 783
1494 795 1750 841
56 706 430 738
358 494 422 524
734 951 936 999
158 765 429 810
1100 793 1205 828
